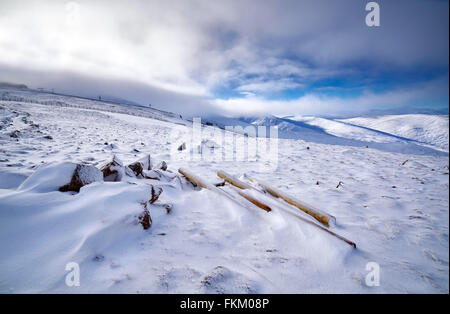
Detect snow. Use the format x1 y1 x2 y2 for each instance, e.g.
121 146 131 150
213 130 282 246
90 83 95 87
0 87 448 293
340 114 449 152
74 164 103 186
212 114 448 156
18 162 77 192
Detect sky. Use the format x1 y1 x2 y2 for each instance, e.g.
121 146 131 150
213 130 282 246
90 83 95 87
0 0 448 117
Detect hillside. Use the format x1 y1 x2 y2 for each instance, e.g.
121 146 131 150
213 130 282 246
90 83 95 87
0 88 448 293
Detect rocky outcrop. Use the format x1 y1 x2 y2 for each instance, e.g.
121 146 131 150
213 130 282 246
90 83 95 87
100 155 125 182
59 164 103 192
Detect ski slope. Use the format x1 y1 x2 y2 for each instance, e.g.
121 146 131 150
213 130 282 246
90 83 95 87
0 88 448 293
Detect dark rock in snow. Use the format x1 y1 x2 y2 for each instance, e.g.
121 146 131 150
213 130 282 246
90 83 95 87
59 164 103 192
128 161 144 177
105 143 119 150
137 155 152 171
127 155 156 178
93 254 105 262
139 202 152 230
150 185 163 203
156 161 167 171
9 130 20 138
100 155 125 182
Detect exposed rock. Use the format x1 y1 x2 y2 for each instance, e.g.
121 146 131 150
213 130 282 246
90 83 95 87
92 254 105 262
153 203 172 214
127 161 144 177
59 164 103 192
9 130 20 138
139 202 152 230
156 161 168 171
100 155 125 182
124 166 136 177
144 169 177 181
178 143 186 151
105 143 119 150
137 155 152 171
150 185 163 203
143 169 161 180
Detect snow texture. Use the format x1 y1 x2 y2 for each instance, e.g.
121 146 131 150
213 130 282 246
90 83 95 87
0 87 448 293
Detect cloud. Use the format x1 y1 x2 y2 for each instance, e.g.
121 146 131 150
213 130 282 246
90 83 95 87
212 77 450 117
0 64 215 117
0 0 448 116
237 79 304 94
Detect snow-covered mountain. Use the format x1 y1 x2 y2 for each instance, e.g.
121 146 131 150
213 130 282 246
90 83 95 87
341 114 449 152
208 113 449 155
0 88 448 293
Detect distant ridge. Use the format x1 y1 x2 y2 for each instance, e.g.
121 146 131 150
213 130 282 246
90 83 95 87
0 82 28 89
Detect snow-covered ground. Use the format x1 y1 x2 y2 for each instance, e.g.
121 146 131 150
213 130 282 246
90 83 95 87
341 114 449 152
0 88 448 293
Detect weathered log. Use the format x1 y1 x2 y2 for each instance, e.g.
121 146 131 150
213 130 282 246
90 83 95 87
219 170 334 224
283 209 356 248
218 170 354 247
250 177 335 227
217 170 253 190
181 168 354 247
178 168 210 189
229 185 271 212
178 168 260 212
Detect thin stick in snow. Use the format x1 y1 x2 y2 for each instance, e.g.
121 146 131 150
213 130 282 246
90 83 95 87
284 209 356 248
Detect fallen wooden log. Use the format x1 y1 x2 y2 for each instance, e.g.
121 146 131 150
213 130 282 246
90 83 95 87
227 184 271 212
178 168 260 212
218 170 254 190
219 170 335 227
217 170 355 248
249 177 336 227
283 209 355 248
180 168 355 248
